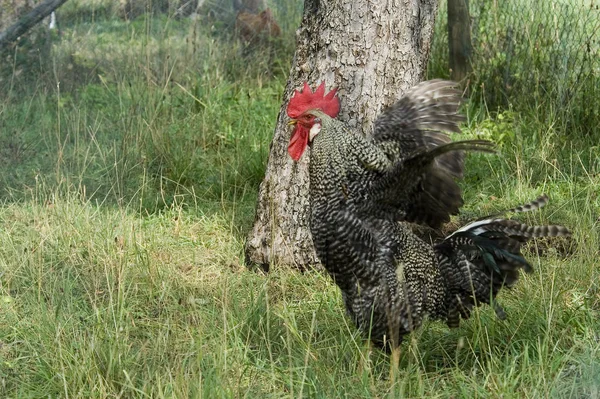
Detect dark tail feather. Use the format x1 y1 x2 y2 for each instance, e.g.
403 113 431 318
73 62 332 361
407 140 496 163
434 196 571 328
503 194 549 214
477 194 550 221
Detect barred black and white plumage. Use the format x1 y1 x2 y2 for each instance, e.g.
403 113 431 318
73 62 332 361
286 80 571 349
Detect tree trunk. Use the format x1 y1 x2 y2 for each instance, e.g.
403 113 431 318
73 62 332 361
245 0 440 271
0 0 69 50
448 0 472 82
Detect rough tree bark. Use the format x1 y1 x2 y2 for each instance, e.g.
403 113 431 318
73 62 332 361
0 0 69 50
448 0 472 82
245 0 440 270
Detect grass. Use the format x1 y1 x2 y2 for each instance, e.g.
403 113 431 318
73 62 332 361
0 0 599 397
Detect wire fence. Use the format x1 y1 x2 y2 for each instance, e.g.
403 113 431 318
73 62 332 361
430 0 600 137
4 0 599 138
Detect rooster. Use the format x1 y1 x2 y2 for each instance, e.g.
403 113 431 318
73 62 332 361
286 80 570 349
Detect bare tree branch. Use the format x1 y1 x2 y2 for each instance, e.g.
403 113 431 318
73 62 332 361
0 0 69 51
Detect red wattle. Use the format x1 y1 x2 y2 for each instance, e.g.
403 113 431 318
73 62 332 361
288 125 309 161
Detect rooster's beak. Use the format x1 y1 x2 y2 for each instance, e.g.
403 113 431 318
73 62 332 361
287 120 297 126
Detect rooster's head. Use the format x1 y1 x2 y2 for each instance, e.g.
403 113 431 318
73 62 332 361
286 81 340 161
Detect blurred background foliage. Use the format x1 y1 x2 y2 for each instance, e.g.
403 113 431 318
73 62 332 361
0 0 598 221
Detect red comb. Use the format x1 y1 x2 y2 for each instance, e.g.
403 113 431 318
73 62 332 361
287 82 340 119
